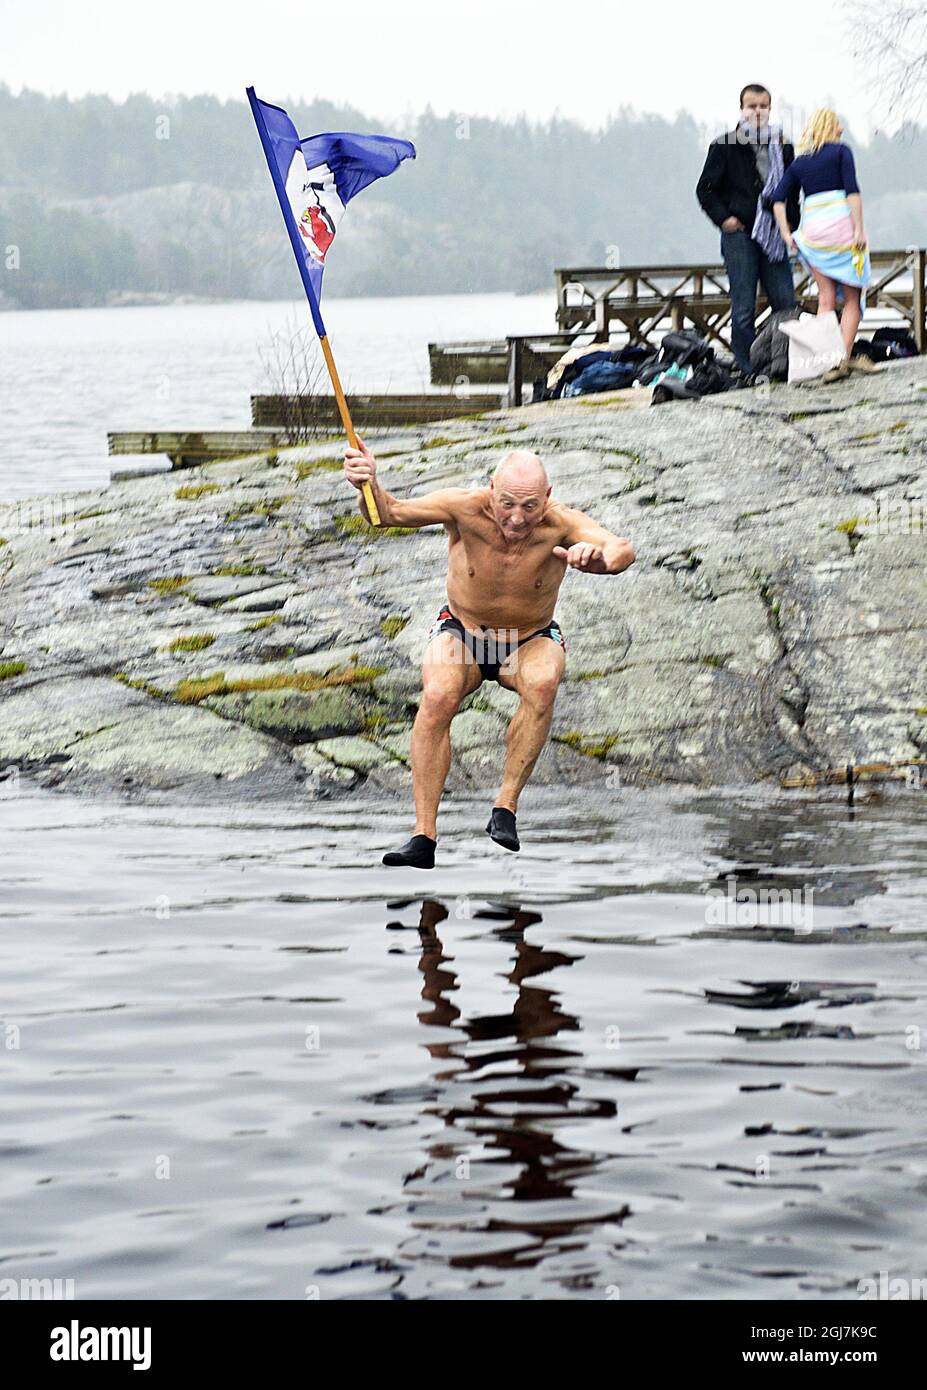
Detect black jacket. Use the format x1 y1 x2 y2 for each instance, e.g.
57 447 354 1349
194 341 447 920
696 129 801 232
749 306 801 379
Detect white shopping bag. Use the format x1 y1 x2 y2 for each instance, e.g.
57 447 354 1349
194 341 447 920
779 310 846 383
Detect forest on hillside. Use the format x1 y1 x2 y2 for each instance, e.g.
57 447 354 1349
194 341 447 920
1 84 924 309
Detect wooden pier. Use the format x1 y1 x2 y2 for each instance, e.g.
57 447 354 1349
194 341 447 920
428 247 925 405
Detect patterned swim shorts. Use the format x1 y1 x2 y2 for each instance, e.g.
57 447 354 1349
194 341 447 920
425 601 566 683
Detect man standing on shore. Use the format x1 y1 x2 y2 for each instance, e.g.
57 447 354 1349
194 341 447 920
696 84 802 376
343 438 635 869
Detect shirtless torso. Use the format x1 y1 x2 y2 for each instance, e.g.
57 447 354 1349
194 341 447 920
443 488 573 639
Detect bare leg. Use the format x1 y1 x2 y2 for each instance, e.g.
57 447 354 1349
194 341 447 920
410 705 453 837
838 284 862 354
411 633 481 838
495 696 558 813
495 640 565 813
811 266 837 314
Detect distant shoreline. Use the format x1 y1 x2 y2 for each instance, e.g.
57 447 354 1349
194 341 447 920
0 286 554 314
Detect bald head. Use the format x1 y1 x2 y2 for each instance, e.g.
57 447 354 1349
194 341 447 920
492 449 549 492
489 449 551 540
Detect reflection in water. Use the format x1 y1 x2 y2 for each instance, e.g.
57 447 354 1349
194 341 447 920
703 981 881 1010
394 897 631 1269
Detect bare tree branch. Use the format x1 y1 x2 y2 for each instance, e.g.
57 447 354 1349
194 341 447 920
257 310 339 445
843 0 927 123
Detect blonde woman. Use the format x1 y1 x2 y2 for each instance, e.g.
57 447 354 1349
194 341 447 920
770 109 875 381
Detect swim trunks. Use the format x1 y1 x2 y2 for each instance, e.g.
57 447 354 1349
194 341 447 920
425 600 566 683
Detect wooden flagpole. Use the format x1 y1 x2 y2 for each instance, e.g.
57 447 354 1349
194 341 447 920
317 335 381 527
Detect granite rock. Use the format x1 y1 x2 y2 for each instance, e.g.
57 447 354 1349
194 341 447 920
1 358 925 800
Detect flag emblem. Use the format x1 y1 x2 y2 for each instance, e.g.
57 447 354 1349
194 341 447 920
288 160 342 264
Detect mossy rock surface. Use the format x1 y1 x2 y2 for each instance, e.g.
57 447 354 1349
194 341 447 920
313 735 387 772
205 685 369 744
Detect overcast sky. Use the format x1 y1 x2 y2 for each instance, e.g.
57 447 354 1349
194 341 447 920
0 0 903 142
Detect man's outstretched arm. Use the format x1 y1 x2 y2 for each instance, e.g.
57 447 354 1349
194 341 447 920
343 437 466 527
553 505 636 574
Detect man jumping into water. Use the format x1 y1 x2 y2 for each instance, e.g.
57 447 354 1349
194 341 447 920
343 438 636 868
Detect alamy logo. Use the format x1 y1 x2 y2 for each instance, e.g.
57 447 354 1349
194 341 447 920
49 1320 151 1371
704 873 814 933
857 1271 927 1299
0 1276 74 1299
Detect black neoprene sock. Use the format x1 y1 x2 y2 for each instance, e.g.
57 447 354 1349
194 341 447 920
382 833 437 869
486 806 519 851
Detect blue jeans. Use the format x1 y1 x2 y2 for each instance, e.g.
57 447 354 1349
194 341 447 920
721 229 796 374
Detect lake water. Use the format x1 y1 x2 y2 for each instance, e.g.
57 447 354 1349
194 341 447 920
0 292 553 502
1 780 925 1301
1 284 910 505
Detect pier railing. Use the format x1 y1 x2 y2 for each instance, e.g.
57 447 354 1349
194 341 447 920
554 247 926 353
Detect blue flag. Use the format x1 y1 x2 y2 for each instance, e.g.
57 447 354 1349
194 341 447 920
247 87 416 335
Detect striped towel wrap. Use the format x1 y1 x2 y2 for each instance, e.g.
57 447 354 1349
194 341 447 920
793 189 871 315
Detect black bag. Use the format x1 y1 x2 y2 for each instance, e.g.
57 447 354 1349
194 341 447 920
659 329 715 368
871 327 918 358
750 306 801 380
687 359 736 395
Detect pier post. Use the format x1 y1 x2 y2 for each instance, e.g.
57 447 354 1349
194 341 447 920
913 248 926 353
506 337 524 408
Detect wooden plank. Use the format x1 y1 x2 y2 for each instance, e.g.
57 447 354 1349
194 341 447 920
108 430 285 458
251 393 505 428
559 289 914 318
428 341 508 384
555 250 919 280
429 338 578 385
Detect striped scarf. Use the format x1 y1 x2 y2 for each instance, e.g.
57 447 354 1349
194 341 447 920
738 119 787 262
